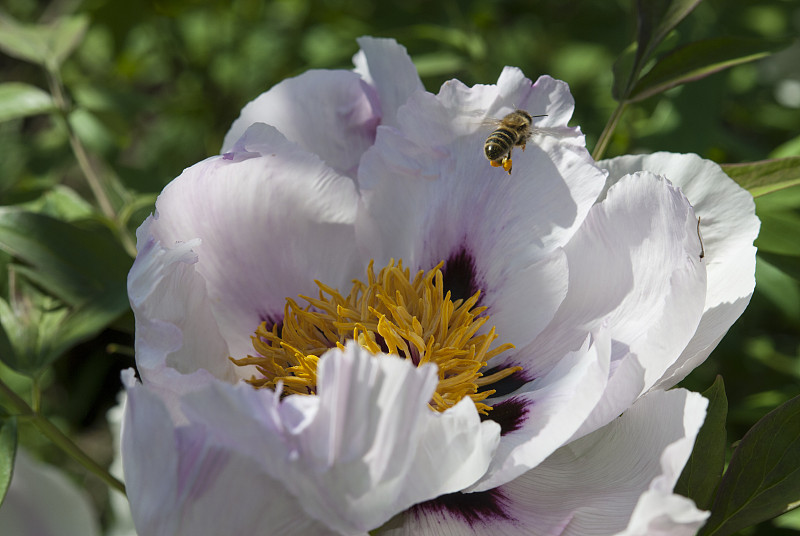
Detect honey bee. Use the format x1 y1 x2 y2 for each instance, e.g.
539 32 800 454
483 110 547 174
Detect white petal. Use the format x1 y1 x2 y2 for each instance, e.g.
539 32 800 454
598 152 759 388
179 344 499 534
142 123 364 371
128 219 233 382
470 331 610 492
122 372 341 536
0 450 100 536
385 389 707 536
532 172 707 438
222 70 380 177
353 36 424 128
357 72 606 350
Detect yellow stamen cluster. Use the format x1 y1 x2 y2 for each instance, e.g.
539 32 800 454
231 260 518 414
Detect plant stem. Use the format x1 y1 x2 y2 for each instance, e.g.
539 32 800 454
592 100 628 161
0 377 127 496
45 68 138 257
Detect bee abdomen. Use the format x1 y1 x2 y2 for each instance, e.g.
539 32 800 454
484 128 517 160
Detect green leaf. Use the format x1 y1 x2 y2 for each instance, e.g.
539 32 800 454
629 37 782 103
0 14 88 69
0 417 18 507
0 83 56 123
48 15 90 68
0 209 130 307
635 0 702 59
755 211 800 257
699 395 800 536
676 376 728 510
755 256 800 322
0 14 50 65
0 287 126 373
722 157 800 198
627 0 703 91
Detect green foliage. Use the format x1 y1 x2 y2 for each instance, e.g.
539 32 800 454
0 83 55 123
615 0 703 99
0 210 129 374
676 376 728 511
0 14 88 69
723 158 800 198
629 37 783 103
0 0 797 533
0 416 17 507
699 395 800 536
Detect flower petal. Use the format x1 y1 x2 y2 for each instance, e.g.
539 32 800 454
222 70 380 177
357 71 606 349
121 370 341 536
137 124 364 374
177 344 499 534
382 389 708 536
531 172 707 438
470 331 610 492
352 36 424 128
598 152 759 388
128 220 232 382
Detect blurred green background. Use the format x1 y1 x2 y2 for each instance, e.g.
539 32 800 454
1 0 799 533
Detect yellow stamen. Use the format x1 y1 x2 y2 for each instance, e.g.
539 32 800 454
230 260 520 414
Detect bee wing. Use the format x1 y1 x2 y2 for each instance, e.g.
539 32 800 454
459 110 503 132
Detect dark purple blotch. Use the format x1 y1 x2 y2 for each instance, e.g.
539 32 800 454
442 248 481 304
484 396 530 436
411 487 516 527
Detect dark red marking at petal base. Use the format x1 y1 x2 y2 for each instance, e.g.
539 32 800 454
484 396 530 436
442 248 481 303
411 488 515 526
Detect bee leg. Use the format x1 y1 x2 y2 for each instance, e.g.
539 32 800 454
520 141 527 152
502 157 513 174
490 160 503 168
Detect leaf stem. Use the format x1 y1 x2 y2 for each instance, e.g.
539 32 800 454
0 377 126 496
592 100 628 161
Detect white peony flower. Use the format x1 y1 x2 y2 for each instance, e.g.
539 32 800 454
122 37 759 535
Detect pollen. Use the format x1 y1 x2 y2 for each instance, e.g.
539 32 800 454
230 260 519 414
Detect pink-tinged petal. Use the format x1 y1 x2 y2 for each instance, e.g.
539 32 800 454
0 451 100 536
353 36 424 128
436 70 585 145
529 172 707 439
222 70 380 177
357 73 606 350
179 344 499 534
128 219 233 382
143 124 364 371
121 370 342 536
469 331 610 492
381 389 707 536
598 153 758 389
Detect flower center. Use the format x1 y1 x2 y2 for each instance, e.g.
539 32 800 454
230 260 519 414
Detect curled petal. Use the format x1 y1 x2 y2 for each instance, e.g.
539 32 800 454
137 345 499 534
532 172 707 439
597 152 759 388
133 124 364 375
383 389 707 536
222 70 380 177
121 370 342 536
353 36 424 128
470 331 610 492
